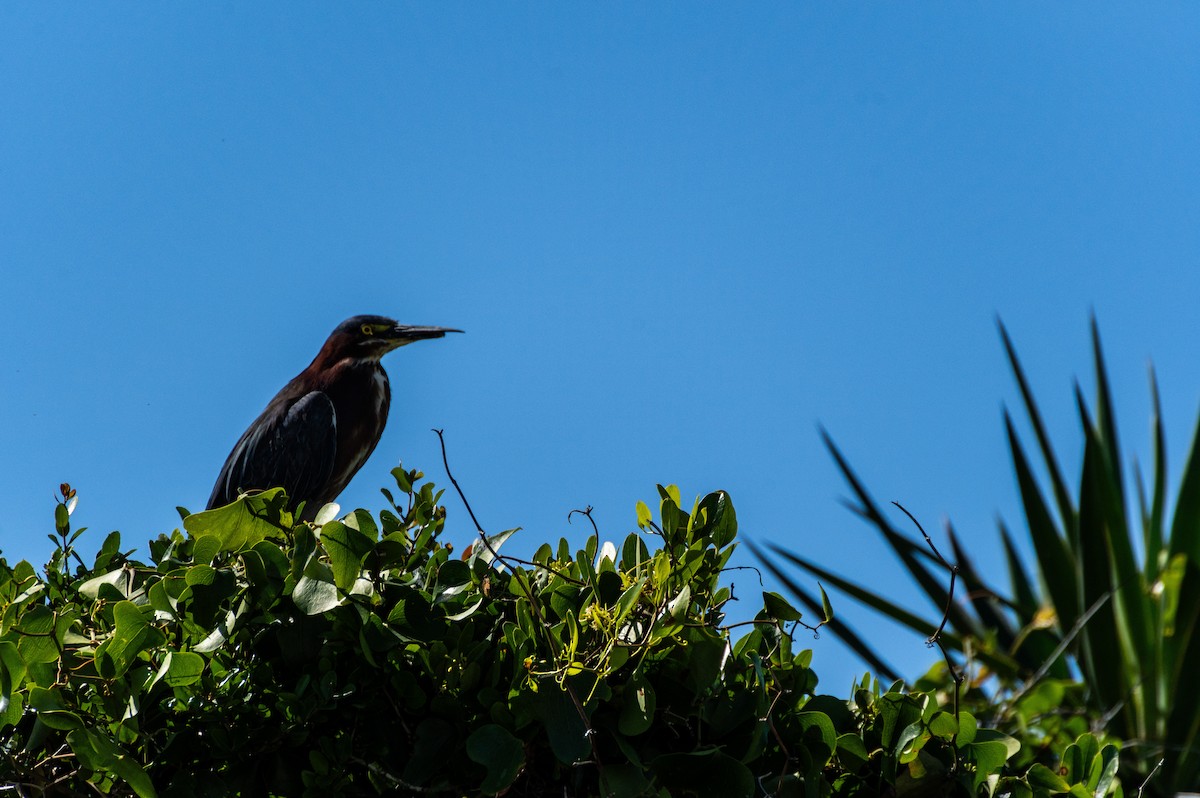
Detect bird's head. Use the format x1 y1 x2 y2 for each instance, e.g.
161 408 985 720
325 315 463 362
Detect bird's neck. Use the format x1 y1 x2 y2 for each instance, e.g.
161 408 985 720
308 341 382 370
303 353 387 390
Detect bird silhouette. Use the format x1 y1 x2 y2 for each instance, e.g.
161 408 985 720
207 315 460 519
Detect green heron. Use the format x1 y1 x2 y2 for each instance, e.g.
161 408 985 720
206 315 461 519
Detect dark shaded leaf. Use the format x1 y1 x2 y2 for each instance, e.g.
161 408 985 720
466 724 525 795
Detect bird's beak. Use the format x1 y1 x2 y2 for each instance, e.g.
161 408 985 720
386 325 464 347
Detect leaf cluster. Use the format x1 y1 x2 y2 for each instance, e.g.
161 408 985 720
1 475 1116 796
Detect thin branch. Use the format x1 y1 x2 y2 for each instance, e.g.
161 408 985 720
1137 759 1163 798
433 429 583 585
723 564 765 586
893 501 963 769
568 506 599 538
351 757 448 794
891 503 960 649
763 687 794 787
433 428 485 535
997 585 1116 721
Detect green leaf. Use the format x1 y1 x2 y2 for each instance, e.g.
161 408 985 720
0 641 24 715
1091 743 1120 796
928 711 958 738
401 718 454 786
1076 428 1132 720
600 763 653 798
161 651 205 688
667 584 691 623
387 587 447 641
1144 368 1167 580
95 601 162 679
999 320 1076 528
191 534 222 565
182 564 237 628
321 520 375 591
651 750 755 798
836 733 869 771
529 680 590 764
1005 412 1080 626
746 537 901 681
16 605 60 664
894 721 926 761
469 528 520 568
0 692 24 730
193 611 236 653
251 539 290 581
614 577 646 626
183 487 291 553
618 669 656 736
1026 763 1071 793
91 530 122 570
1170 413 1200 563
28 686 83 730
68 728 158 798
795 711 838 768
695 490 738 548
436 559 472 590
292 573 342 615
818 583 834 623
974 728 1020 759
313 501 340 525
762 591 802 622
956 710 978 746
968 740 1014 791
78 568 133 600
466 724 525 795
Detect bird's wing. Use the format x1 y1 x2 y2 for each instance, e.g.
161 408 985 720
207 391 337 512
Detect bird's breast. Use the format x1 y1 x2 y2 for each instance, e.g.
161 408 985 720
320 361 392 501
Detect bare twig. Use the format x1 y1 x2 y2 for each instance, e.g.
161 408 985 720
763 687 794 787
1136 759 1163 798
433 429 486 535
893 501 963 770
433 429 583 586
891 502 959 644
567 506 599 538
351 757 447 793
997 585 1115 721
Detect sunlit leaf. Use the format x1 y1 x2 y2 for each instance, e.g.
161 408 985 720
183 488 291 553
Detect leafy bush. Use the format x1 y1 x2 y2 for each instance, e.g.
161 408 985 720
1 473 1117 796
759 321 1196 795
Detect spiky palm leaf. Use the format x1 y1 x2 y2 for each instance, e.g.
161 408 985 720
761 320 1200 795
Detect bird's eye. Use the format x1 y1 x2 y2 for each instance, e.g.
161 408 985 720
361 324 374 336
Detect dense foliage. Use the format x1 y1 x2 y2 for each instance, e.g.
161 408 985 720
1 472 1118 796
760 321 1196 796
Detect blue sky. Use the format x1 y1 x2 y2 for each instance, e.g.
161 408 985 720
3 5 1200 690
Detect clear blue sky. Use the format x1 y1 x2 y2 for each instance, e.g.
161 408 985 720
4 5 1200 690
